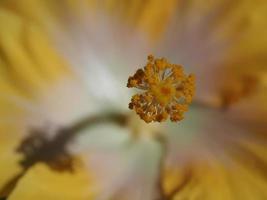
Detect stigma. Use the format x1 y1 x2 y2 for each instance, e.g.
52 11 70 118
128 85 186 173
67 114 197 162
127 55 195 123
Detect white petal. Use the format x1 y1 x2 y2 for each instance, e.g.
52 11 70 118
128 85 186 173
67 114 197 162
50 13 152 113
70 123 162 200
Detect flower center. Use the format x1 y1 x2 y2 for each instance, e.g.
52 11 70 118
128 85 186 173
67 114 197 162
127 55 195 123
151 81 176 106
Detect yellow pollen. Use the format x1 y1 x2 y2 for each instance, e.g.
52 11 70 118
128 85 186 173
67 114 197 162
127 55 196 123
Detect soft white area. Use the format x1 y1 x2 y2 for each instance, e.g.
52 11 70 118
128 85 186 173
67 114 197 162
46 12 163 198
164 106 252 168
3 77 96 138
51 12 153 114
157 7 237 104
34 77 94 127
70 123 130 152
70 123 162 200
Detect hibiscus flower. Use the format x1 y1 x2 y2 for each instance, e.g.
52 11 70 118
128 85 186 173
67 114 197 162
0 0 267 199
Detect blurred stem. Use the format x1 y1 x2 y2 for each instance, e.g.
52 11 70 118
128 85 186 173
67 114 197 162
0 112 128 198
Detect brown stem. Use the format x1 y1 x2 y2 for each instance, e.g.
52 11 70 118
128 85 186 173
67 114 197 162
0 112 128 198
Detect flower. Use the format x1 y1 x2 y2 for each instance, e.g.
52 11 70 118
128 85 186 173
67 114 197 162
0 0 267 200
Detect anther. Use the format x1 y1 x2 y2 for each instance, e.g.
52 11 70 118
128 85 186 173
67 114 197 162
127 55 195 123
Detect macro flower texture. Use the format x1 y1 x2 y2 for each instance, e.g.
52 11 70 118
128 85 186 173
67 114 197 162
1 0 267 199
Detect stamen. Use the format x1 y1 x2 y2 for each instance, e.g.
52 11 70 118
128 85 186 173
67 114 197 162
127 55 195 123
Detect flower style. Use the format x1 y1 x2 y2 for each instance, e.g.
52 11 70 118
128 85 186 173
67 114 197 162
0 0 267 200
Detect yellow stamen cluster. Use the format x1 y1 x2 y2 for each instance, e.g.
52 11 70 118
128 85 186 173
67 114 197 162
127 55 195 123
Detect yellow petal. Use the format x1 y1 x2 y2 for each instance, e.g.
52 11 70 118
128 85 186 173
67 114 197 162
8 163 96 200
0 8 45 92
227 161 267 199
1 0 58 26
0 125 23 196
164 158 267 200
0 6 72 97
164 162 233 200
2 0 179 40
